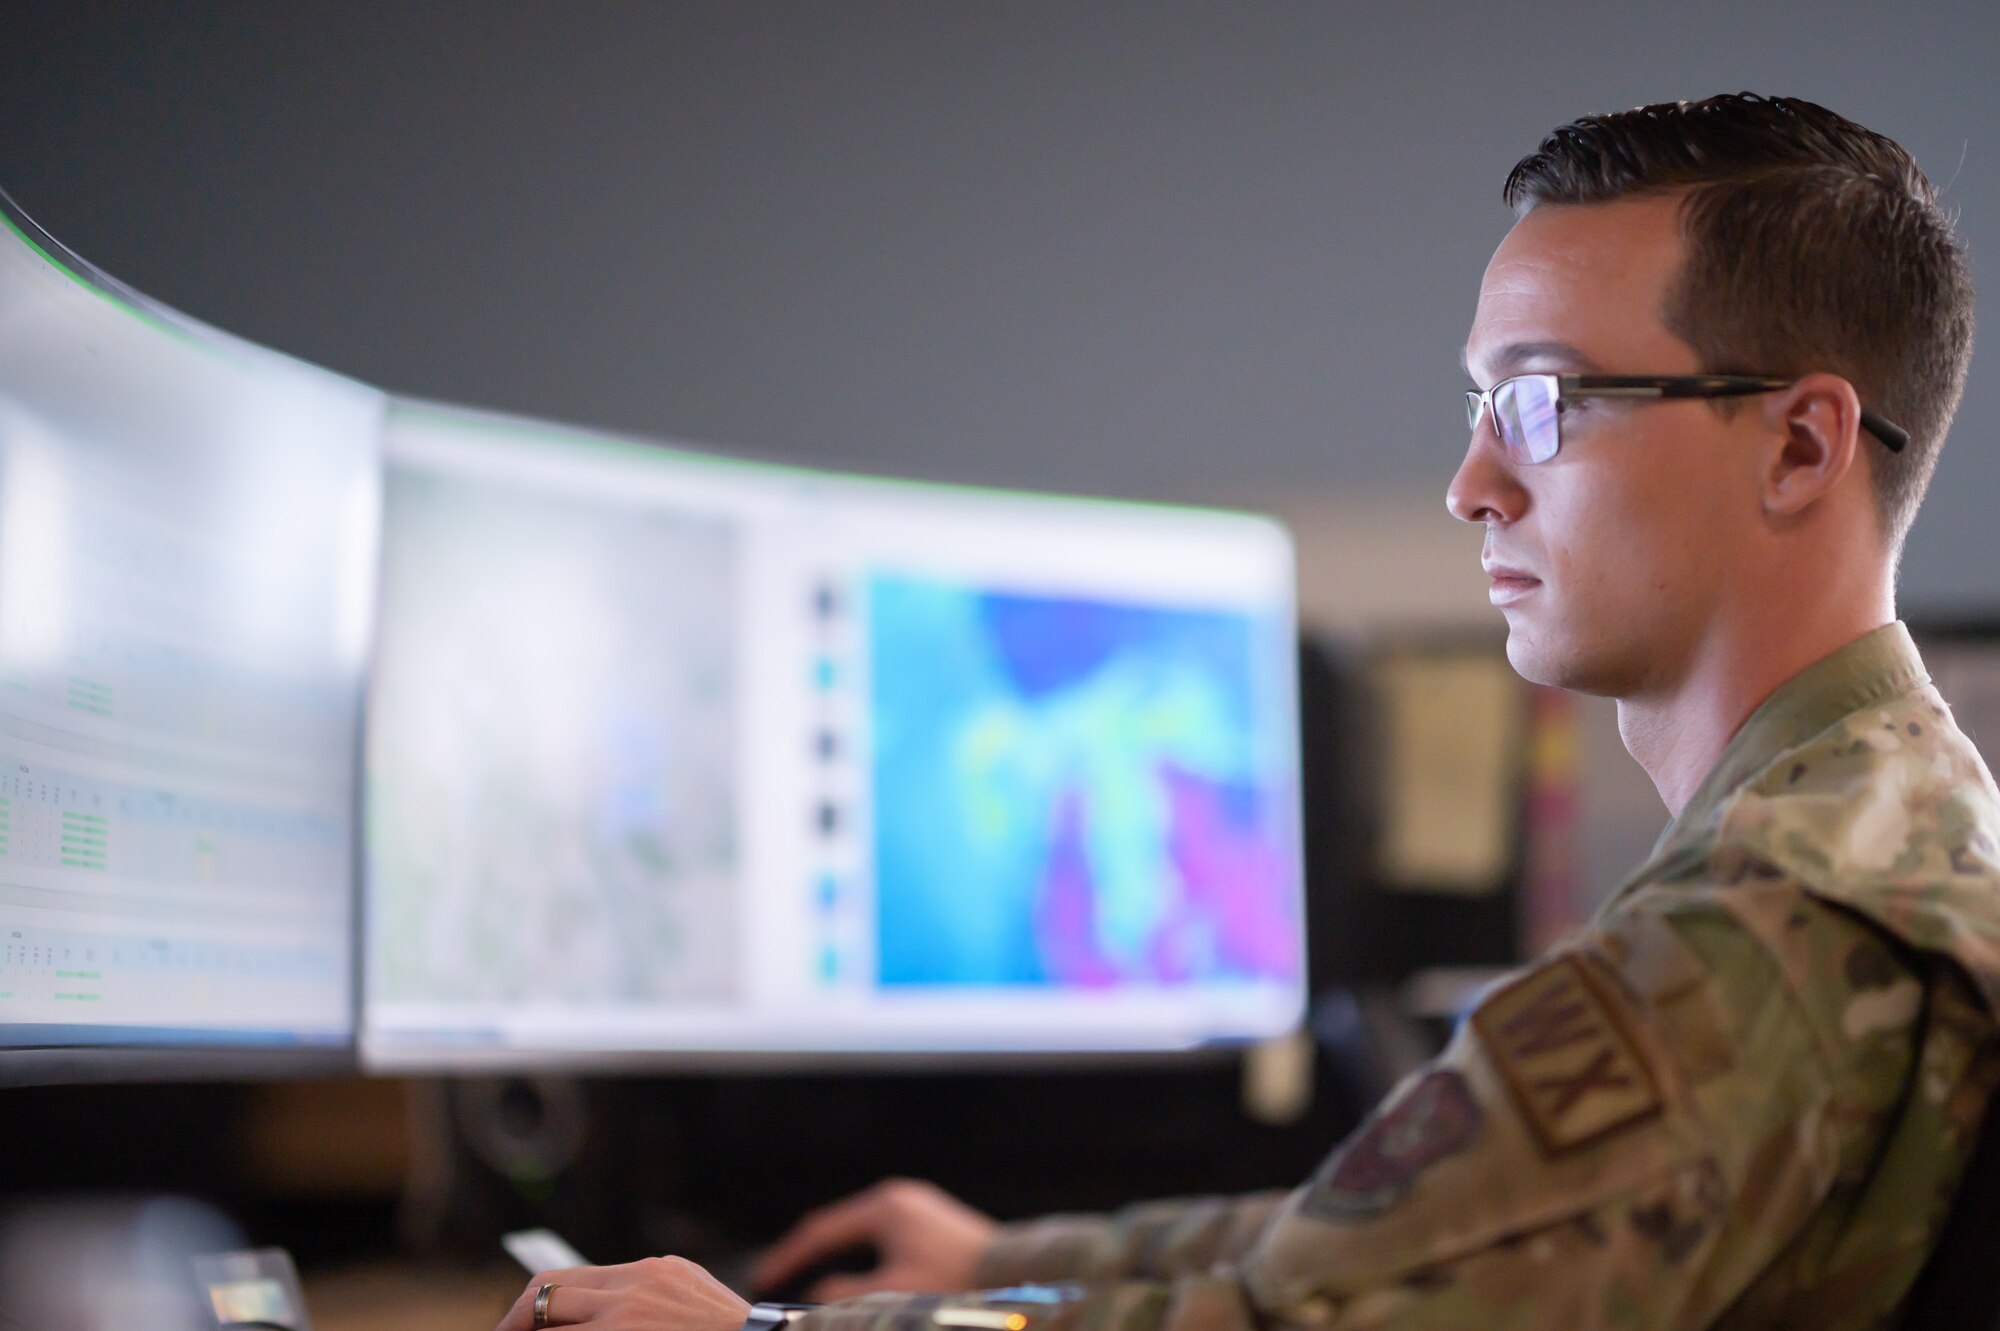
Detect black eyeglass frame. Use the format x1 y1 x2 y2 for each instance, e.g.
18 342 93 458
1464 374 1910 458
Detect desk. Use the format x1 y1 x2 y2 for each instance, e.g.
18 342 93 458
304 1263 523 1331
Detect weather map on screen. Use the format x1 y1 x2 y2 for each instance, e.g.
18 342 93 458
869 575 1300 991
363 411 1304 1066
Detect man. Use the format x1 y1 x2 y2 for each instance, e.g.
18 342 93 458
499 93 2000 1331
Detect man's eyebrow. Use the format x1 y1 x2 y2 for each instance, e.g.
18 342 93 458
1463 340 1602 381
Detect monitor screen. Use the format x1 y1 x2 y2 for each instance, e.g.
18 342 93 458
364 404 1303 1066
0 196 381 1079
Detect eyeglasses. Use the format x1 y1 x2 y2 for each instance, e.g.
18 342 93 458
1463 374 1911 465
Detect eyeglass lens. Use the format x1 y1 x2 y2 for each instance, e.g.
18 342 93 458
1467 376 1563 464
1492 376 1561 464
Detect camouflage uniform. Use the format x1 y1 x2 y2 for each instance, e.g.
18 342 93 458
799 624 2000 1331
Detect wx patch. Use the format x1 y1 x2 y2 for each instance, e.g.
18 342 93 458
1473 955 1662 1156
1301 1067 1483 1219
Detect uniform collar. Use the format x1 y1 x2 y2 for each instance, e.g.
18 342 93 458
1634 622 1928 883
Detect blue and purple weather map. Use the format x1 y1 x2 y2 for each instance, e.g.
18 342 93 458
868 573 1301 989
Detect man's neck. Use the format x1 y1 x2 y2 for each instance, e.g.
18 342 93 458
1617 594 1896 818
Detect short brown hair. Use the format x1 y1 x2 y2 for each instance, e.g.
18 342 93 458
1504 93 1974 550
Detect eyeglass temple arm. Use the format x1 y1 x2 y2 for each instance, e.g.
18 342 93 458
1858 409 1910 453
1566 377 1910 453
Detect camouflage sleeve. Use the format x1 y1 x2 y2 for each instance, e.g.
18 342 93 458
974 1193 1292 1285
798 879 1935 1331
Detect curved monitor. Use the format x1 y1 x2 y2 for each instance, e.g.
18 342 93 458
363 402 1303 1067
0 195 381 1082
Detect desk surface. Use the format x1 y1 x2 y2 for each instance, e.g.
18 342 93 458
305 1263 525 1331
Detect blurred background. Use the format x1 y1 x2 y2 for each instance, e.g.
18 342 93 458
4 2 1996 613
1 3 1996 1328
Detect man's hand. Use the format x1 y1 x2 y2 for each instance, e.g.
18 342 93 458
496 1257 750 1331
751 1178 998 1301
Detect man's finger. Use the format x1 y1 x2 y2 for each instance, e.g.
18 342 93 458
495 1278 600 1331
620 1254 737 1293
751 1192 885 1290
544 1283 613 1326
530 1262 669 1292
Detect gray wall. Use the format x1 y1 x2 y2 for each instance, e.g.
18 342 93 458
3 1 1995 611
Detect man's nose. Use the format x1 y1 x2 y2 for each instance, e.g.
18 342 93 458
1446 424 1527 526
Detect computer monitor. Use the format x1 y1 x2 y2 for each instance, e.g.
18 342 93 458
363 402 1304 1067
0 193 381 1082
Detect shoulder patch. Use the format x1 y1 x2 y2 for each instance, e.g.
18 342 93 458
1472 955 1662 1157
1300 1067 1483 1220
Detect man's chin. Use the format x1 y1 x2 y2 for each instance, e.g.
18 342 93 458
1502 625 1613 695
1502 631 1559 687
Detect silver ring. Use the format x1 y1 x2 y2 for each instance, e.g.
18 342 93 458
533 1282 559 1329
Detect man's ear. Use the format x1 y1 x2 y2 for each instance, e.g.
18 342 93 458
1760 371 1864 519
